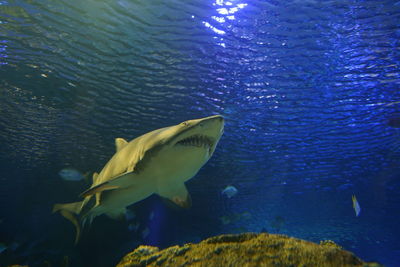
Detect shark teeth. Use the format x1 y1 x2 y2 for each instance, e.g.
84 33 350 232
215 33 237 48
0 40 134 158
176 134 214 150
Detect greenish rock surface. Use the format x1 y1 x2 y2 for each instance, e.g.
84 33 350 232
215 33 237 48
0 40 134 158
117 233 383 267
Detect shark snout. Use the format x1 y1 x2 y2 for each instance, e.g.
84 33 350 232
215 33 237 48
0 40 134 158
172 115 224 148
206 115 224 122
201 115 224 128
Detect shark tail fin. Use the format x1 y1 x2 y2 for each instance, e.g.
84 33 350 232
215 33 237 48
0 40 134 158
53 201 83 244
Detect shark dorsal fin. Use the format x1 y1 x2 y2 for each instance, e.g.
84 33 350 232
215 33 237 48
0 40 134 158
115 138 128 152
80 172 137 198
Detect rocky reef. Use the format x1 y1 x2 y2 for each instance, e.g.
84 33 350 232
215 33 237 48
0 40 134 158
117 233 383 267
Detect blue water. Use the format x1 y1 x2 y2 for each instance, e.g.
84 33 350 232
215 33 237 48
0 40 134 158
1 0 400 266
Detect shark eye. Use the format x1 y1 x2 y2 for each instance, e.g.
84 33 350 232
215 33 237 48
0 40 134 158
182 121 189 126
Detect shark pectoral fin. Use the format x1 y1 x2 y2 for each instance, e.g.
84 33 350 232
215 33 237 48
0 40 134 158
80 172 136 198
80 184 120 198
158 183 192 209
115 138 128 152
106 208 126 220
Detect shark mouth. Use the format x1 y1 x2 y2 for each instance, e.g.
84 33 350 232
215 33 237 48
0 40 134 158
175 134 215 151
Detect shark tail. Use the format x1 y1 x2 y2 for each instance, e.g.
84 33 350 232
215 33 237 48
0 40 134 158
53 201 83 244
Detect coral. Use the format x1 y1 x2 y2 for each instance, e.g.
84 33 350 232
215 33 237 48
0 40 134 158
117 233 384 267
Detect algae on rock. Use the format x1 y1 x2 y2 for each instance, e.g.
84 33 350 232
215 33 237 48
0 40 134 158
117 232 383 267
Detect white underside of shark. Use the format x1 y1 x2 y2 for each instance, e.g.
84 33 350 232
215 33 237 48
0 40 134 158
53 115 224 243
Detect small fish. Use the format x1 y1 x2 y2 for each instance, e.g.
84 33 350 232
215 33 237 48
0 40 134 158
0 243 7 254
58 168 86 181
352 195 361 216
221 185 238 198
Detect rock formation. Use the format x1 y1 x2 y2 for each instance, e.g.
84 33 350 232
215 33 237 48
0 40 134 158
117 233 383 267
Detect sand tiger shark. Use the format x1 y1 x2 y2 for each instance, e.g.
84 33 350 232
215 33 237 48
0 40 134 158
53 115 224 243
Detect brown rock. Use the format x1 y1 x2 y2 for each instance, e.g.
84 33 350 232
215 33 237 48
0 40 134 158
116 233 384 267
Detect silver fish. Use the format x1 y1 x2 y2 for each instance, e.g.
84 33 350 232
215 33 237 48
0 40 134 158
58 168 85 181
221 185 238 198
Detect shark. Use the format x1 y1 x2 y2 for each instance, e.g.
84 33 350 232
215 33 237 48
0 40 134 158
53 115 224 243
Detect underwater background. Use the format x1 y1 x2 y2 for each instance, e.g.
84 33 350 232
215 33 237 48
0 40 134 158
0 0 399 266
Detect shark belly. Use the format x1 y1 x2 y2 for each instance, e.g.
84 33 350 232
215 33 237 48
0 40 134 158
154 146 210 185
88 174 157 218
112 147 208 212
85 147 208 220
